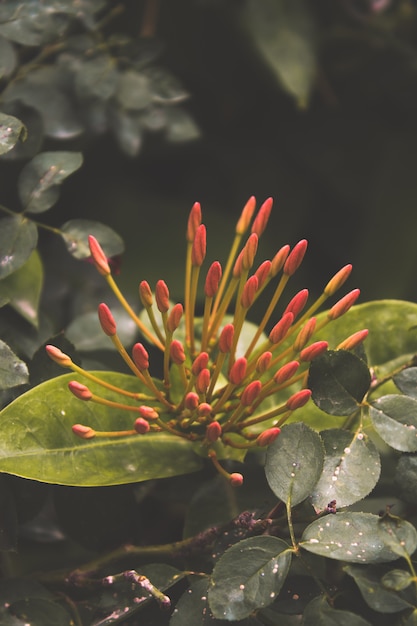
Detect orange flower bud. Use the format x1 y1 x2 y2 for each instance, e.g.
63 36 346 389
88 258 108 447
251 197 273 237
324 264 352 296
254 260 271 289
219 324 234 353
299 341 328 362
242 233 258 270
170 340 186 365
72 423 96 439
327 289 360 320
240 380 262 406
206 420 222 442
155 280 170 313
191 352 209 376
256 427 281 447
134 417 151 434
286 389 312 410
241 275 258 309
229 357 247 385
274 360 300 385
205 261 222 298
132 343 149 370
293 317 317 352
187 201 202 242
236 196 256 235
138 405 159 420
68 381 92 401
98 302 117 336
191 223 206 267
270 245 290 277
232 249 244 278
283 240 308 276
269 312 294 344
167 303 183 333
337 329 369 351
45 344 72 367
139 280 153 307
256 351 272 374
88 235 111 276
229 472 244 487
284 289 309 319
196 368 210 394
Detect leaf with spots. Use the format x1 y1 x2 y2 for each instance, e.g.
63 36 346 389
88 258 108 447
370 395 417 452
0 112 26 155
310 428 380 512
301 512 417 564
265 422 324 507
393 367 417 400
0 214 38 279
208 536 292 621
0 340 29 390
345 565 414 613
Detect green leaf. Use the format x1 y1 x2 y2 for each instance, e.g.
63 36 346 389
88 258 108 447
0 476 17 551
116 70 152 110
303 595 372 625
75 55 119 100
345 565 414 612
0 4 70 46
370 395 417 452
0 340 28 390
165 107 200 143
0 250 43 327
0 372 203 486
310 429 380 511
378 512 417 560
301 512 417 563
265 422 324 507
0 579 72 626
308 350 371 416
394 454 417 504
208 536 292 621
394 367 417 399
0 215 38 279
66 308 137 352
382 569 414 592
18 151 83 214
0 112 26 155
241 0 317 107
60 219 124 260
0 36 17 79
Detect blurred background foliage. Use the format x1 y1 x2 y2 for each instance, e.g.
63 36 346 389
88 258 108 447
2 0 417 327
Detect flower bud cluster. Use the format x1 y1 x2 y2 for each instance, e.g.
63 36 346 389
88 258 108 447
47 197 366 485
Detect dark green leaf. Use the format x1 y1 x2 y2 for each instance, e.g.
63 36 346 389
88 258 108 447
171 578 223 625
116 70 152 110
110 109 143 157
75 56 119 100
0 340 28 390
394 367 417 399
66 308 137 352
165 107 200 143
60 219 124 260
0 372 203 486
301 512 417 563
265 422 324 506
310 429 380 511
0 5 69 46
370 395 417 452
208 536 292 620
303 595 372 625
241 0 317 107
0 250 43 326
394 454 417 504
378 511 417 559
0 214 38 279
18 151 83 214
382 569 414 592
0 103 43 160
0 476 17 551
0 579 71 626
0 112 26 155
0 35 17 79
345 565 414 612
309 350 371 416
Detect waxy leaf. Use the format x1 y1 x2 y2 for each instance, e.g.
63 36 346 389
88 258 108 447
0 250 43 326
394 454 417 504
309 350 371 416
345 565 414 612
303 595 372 625
18 151 83 214
66 308 137 352
301 512 417 563
310 429 380 511
370 395 417 452
394 367 417 399
60 219 124 260
0 214 38 279
0 340 28 390
0 372 203 486
265 422 324 507
208 536 292 621
0 112 26 155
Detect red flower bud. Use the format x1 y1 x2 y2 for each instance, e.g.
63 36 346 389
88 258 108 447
256 351 272 374
205 261 222 298
254 260 271 289
269 312 294 344
327 289 360 320
155 280 170 313
270 245 290 277
240 380 262 406
229 472 244 487
196 368 210 394
219 324 234 353
206 420 222 442
241 275 258 309
284 289 309 319
187 201 202 242
286 389 312 410
98 302 117 336
191 352 209 376
167 303 183 333
185 392 199 410
191 224 206 267
299 341 328 362
256 427 281 447
68 381 92 401
88 235 111 276
324 264 353 296
251 197 273 237
283 240 308 276
293 317 316 352
337 329 369 351
132 343 149 370
170 340 186 365
198 402 213 417
274 360 300 385
233 249 244 278
45 345 72 367
236 196 256 235
242 233 258 270
134 418 151 434
72 423 96 439
139 280 153 307
229 357 247 385
138 405 159 420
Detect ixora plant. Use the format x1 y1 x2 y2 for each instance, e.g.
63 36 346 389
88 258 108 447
3 196 417 624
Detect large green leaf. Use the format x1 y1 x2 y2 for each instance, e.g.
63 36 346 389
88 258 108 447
265 422 324 507
345 565 414 613
18 151 83 214
0 214 38 279
0 112 26 155
310 429 380 511
393 367 417 399
0 250 43 326
303 595 372 625
208 536 292 621
370 395 417 452
0 578 72 626
0 372 203 486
